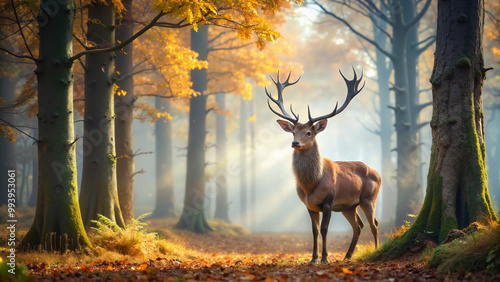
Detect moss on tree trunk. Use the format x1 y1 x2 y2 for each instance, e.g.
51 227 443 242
21 0 91 251
372 0 497 260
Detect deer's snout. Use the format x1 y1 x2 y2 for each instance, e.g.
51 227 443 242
291 140 300 148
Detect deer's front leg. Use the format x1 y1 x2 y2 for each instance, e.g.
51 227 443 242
320 204 332 264
307 208 320 264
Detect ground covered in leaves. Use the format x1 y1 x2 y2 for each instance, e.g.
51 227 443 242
2 216 499 281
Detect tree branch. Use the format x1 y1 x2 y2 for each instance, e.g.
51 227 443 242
70 12 166 62
416 36 436 55
11 0 35 60
0 116 38 142
0 47 36 62
404 0 432 29
312 0 394 60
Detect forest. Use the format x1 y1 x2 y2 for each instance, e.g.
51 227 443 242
0 0 499 280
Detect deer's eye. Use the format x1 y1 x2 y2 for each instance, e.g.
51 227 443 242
306 132 312 136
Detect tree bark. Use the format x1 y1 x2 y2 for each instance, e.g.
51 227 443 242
214 94 229 222
375 0 497 259
79 1 125 228
115 0 135 224
21 0 92 251
152 97 175 218
175 25 213 233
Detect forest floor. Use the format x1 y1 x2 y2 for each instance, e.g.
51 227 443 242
1 216 499 281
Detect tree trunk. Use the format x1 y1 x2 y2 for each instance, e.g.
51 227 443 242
79 1 125 228
21 0 92 251
376 0 497 259
239 98 248 228
0 73 16 207
249 98 257 231
214 94 229 222
152 97 175 218
28 155 37 207
115 0 135 224
392 0 421 227
175 25 213 233
371 13 396 223
403 0 425 214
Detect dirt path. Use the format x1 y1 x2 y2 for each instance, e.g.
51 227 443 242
28 231 498 281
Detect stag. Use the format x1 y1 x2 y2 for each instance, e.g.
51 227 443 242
265 69 381 263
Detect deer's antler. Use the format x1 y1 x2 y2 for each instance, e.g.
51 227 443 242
266 71 301 124
308 67 365 125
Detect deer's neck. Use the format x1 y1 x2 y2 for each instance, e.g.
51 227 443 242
292 142 323 192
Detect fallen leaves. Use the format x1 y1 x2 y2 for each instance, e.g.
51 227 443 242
22 233 499 281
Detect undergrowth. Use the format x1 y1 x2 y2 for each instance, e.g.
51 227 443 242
426 221 500 273
355 220 412 262
90 213 198 259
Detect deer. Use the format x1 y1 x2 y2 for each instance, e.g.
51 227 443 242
265 69 381 263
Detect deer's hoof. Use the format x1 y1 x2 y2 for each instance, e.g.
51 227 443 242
309 258 319 264
321 258 329 264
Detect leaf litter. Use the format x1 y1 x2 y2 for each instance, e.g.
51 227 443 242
25 230 499 281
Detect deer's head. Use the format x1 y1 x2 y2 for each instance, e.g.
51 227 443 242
266 69 364 152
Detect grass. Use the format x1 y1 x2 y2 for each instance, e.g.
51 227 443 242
426 221 500 273
352 222 411 262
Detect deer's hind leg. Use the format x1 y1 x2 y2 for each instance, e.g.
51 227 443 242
342 206 363 260
360 199 379 248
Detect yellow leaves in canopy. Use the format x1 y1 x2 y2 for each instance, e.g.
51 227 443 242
0 98 19 142
0 125 18 142
134 27 206 105
157 111 173 120
152 0 302 47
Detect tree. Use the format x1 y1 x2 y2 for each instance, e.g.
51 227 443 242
115 0 136 224
21 0 92 251
239 98 248 228
214 93 229 222
0 65 17 207
152 97 176 218
374 0 498 259
79 0 126 228
175 25 213 233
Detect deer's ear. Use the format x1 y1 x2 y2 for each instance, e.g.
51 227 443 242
314 119 328 133
277 120 294 133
